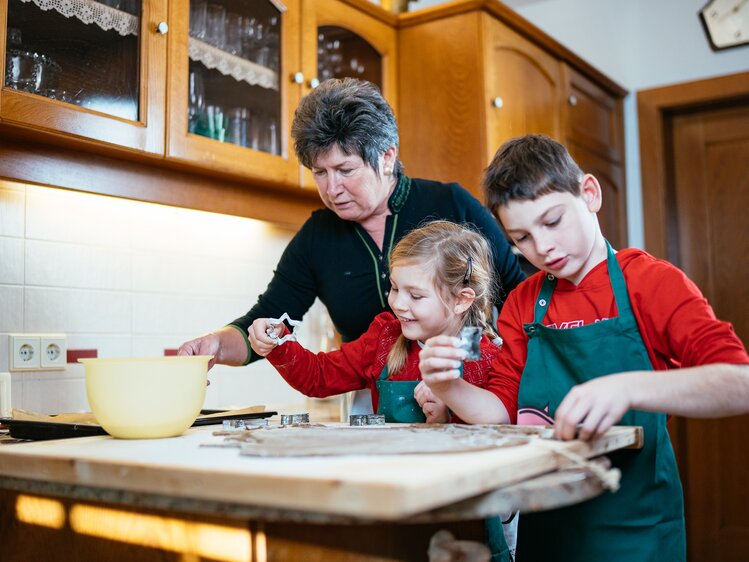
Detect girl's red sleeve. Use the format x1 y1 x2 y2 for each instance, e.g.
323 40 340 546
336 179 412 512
265 313 391 398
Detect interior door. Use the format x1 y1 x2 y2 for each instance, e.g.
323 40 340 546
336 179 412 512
670 101 749 562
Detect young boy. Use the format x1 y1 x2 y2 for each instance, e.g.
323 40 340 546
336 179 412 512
418 134 749 561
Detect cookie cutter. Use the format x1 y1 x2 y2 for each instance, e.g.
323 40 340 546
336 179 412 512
280 413 309 425
223 419 246 430
349 414 386 426
459 326 482 361
221 418 269 431
266 312 302 345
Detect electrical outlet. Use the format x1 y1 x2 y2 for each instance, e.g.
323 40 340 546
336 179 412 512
40 334 67 370
10 334 41 371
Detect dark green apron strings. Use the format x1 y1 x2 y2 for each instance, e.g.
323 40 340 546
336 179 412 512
516 242 685 562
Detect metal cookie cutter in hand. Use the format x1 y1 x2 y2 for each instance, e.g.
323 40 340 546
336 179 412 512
266 312 302 345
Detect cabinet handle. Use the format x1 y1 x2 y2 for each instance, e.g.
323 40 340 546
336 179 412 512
291 72 305 84
308 77 320 89
568 95 578 106
491 97 504 109
156 22 169 35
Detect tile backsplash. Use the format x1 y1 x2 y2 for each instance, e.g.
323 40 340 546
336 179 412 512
0 180 330 415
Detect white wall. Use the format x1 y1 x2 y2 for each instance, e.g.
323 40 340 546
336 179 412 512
0 180 325 415
410 0 749 248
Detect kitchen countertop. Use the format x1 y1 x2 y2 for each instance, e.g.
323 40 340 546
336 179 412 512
0 423 641 522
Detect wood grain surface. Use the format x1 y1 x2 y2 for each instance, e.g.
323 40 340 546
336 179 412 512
0 424 640 520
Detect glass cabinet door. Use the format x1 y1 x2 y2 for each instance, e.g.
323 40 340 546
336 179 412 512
167 0 299 184
186 0 283 155
2 0 167 153
317 26 382 90
298 0 397 189
5 0 140 119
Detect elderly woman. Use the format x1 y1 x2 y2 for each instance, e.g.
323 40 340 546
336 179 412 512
179 78 524 368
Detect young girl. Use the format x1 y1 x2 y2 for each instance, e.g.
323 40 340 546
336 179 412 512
248 220 515 425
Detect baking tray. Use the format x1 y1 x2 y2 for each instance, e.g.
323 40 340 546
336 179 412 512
0 410 276 441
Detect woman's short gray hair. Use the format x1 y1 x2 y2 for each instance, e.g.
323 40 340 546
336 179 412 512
291 78 403 176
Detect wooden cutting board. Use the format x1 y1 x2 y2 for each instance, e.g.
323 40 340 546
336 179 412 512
0 424 641 520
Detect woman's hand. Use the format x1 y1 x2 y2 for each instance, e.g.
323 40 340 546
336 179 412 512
554 373 633 441
248 318 282 357
414 381 449 423
419 335 466 387
178 332 221 369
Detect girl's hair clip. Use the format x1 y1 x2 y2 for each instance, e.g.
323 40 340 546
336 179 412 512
463 256 473 285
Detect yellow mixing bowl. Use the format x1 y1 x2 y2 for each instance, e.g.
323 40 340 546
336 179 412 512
80 356 211 439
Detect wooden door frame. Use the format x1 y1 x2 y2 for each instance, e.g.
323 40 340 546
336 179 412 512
637 71 749 261
637 72 749 557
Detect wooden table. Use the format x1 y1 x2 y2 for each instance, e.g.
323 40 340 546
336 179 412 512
0 423 641 561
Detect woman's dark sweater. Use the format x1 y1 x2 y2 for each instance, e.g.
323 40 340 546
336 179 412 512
230 175 525 363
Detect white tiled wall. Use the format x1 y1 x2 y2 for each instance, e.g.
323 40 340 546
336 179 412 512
0 179 327 414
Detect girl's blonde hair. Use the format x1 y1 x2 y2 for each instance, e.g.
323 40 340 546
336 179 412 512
386 220 499 375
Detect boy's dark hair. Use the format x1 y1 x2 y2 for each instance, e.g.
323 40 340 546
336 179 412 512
483 134 583 212
291 78 403 177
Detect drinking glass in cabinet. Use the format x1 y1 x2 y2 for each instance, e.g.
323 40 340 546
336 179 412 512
188 69 206 133
227 107 250 147
5 0 141 120
205 4 226 49
186 0 283 155
225 12 243 56
190 0 207 40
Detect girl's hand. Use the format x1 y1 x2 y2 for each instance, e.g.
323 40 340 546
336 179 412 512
419 335 466 386
414 381 449 423
554 373 633 441
248 318 282 357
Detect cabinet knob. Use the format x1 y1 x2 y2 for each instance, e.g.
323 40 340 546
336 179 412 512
308 77 320 89
568 95 578 106
491 97 504 109
156 22 169 35
291 72 305 84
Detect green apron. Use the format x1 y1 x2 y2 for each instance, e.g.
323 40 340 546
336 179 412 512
516 242 685 562
376 365 511 561
375 365 426 423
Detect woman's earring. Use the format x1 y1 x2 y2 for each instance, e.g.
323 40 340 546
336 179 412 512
384 167 393 176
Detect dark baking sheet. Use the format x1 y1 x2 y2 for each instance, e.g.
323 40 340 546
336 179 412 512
0 410 276 441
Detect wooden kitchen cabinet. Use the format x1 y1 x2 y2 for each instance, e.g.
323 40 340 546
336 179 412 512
562 63 627 247
1 0 168 154
482 15 563 164
1 0 396 189
398 0 627 243
568 144 627 249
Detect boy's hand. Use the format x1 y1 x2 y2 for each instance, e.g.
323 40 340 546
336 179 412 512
248 318 282 357
554 373 633 441
419 335 467 385
414 381 449 423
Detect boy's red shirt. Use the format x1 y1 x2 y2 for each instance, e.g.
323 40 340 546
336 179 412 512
266 311 517 422
492 249 749 400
